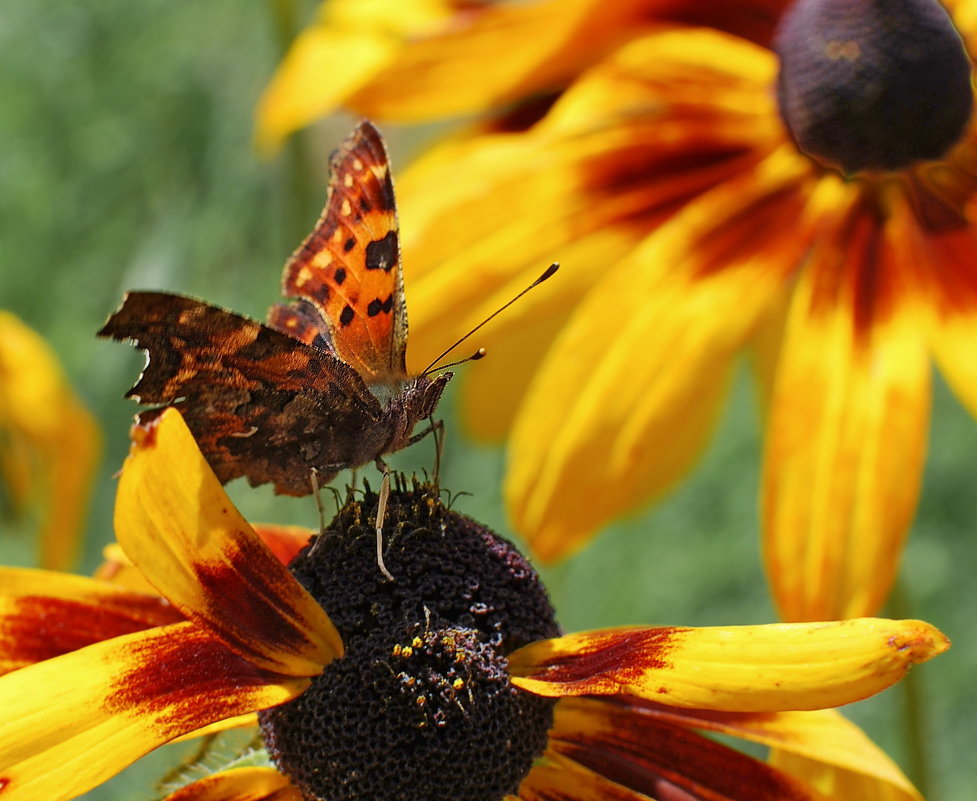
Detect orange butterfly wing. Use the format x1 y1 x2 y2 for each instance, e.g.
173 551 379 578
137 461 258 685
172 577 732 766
277 121 408 386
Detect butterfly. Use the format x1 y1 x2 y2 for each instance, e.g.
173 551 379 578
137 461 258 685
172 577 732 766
99 121 451 498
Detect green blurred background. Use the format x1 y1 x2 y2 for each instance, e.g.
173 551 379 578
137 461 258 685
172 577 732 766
1 3 974 800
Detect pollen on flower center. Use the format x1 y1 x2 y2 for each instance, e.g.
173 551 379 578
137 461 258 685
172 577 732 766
258 482 560 801
774 0 973 173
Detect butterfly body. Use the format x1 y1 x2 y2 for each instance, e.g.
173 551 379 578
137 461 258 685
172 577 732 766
100 122 450 496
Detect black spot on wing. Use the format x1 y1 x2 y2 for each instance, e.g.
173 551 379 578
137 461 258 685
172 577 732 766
365 231 398 272
380 170 396 211
340 305 355 326
367 299 382 317
334 267 347 285
343 238 356 252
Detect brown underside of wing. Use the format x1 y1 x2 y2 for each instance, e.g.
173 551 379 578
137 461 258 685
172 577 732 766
99 291 391 495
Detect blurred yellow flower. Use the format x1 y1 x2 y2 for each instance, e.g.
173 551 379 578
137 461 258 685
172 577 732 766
257 0 977 621
0 312 100 570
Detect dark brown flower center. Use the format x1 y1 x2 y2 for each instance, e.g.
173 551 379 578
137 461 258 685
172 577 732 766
774 0 973 173
259 482 559 801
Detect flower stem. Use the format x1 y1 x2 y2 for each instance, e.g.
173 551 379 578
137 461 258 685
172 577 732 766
890 576 932 799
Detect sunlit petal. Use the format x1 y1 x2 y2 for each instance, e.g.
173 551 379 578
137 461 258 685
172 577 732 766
507 148 813 559
114 408 342 676
0 622 309 801
0 311 101 571
762 188 931 621
508 619 948 710
161 767 301 801
0 566 182 675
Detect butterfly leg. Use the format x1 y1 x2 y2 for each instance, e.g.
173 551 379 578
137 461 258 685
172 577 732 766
308 468 328 533
374 459 395 582
405 417 445 486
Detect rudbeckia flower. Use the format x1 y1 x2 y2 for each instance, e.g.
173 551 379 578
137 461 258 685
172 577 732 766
0 408 948 801
0 311 101 570
257 0 977 622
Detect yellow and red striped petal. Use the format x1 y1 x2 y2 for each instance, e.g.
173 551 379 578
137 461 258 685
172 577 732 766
0 566 182 675
506 146 813 559
161 767 301 801
0 621 309 801
561 700 920 801
762 187 931 621
114 408 342 676
0 311 101 572
508 618 948 711
545 701 827 801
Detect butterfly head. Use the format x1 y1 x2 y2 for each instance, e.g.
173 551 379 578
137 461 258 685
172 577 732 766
387 372 453 451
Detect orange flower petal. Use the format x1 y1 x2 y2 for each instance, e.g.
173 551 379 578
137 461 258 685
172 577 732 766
508 619 948 711
114 408 342 676
506 147 813 559
252 524 314 566
0 311 101 571
762 187 931 621
0 566 182 675
547 700 826 801
161 767 301 801
0 622 309 801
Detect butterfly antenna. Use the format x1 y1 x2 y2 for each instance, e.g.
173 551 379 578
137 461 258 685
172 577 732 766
421 262 559 376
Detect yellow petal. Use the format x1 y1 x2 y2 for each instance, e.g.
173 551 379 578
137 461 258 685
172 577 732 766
402 27 780 378
347 0 647 121
114 408 342 676
571 699 920 801
161 767 301 801
508 618 948 711
0 311 101 571
0 622 309 801
763 186 931 621
0 566 182 675
766 711 921 801
506 147 814 560
256 0 452 152
547 701 828 801
172 713 260 743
